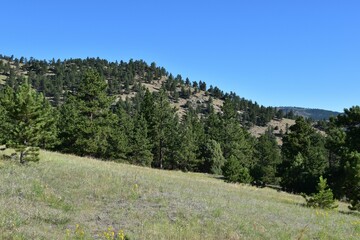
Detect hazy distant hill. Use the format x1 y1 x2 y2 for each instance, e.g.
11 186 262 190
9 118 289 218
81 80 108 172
278 107 341 120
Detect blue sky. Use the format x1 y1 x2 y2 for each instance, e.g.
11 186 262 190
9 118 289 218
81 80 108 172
1 0 359 112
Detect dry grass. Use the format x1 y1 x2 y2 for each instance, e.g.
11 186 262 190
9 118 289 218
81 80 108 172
249 118 296 144
0 150 359 239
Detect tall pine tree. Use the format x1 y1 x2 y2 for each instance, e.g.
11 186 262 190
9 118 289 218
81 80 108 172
151 88 179 169
279 117 328 194
0 83 57 163
58 70 126 159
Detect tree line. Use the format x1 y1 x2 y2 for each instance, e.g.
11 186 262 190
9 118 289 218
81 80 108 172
0 55 359 211
0 54 280 127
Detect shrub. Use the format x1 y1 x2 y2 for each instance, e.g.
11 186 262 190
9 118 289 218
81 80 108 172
303 176 337 209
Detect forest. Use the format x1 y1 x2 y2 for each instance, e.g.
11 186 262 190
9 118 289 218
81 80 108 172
0 54 359 211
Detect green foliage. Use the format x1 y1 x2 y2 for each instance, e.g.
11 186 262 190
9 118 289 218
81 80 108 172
0 84 57 163
150 89 179 169
279 117 328 194
252 128 281 185
303 176 337 209
128 114 153 166
58 70 125 159
0 104 7 144
223 155 252 183
343 151 360 211
326 106 360 210
219 99 255 168
200 139 225 175
176 112 199 171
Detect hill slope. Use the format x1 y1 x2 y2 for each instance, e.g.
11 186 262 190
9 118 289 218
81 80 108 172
0 150 358 239
279 107 341 120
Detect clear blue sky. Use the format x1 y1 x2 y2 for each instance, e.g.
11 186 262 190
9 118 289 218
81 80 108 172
1 0 359 112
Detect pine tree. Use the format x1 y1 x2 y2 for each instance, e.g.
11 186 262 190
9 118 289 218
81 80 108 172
151 89 179 169
0 104 8 145
303 176 337 209
200 139 225 174
252 128 281 186
279 117 328 194
129 114 153 166
57 70 124 159
223 155 252 183
343 151 360 211
326 106 360 208
0 84 57 163
176 111 199 171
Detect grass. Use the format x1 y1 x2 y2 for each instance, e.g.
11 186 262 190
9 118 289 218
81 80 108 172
0 150 359 239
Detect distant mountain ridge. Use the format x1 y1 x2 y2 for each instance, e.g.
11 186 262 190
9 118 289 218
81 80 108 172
278 107 341 120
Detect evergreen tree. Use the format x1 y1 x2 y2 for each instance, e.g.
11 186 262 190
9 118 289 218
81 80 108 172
303 176 337 209
223 155 252 183
220 99 255 168
57 70 124 159
326 106 360 210
0 103 9 145
279 117 328 194
112 105 132 159
0 84 57 163
128 114 153 166
343 151 360 210
200 139 225 175
176 110 200 171
252 128 281 186
151 89 179 169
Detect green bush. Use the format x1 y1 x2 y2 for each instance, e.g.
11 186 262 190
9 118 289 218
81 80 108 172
303 176 337 209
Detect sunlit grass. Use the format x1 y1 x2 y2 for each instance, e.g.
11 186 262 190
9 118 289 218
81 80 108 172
0 150 359 239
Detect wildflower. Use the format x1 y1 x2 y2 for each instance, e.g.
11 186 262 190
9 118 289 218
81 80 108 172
118 230 125 240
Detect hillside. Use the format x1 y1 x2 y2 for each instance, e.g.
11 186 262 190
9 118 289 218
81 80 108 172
1 150 359 239
0 54 284 128
249 118 296 145
278 107 341 120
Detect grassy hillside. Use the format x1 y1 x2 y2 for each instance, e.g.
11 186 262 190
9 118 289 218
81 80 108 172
0 151 359 239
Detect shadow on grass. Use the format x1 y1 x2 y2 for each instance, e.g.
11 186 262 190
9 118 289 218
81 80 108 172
339 210 360 217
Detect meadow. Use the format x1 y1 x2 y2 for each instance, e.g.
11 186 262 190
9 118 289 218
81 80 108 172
0 150 359 239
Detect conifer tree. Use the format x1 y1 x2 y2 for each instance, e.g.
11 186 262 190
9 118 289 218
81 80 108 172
151 88 179 169
0 84 57 163
58 70 124 159
177 110 199 171
223 155 252 183
200 139 225 174
0 104 8 145
279 117 328 194
252 128 281 185
220 99 255 168
129 114 153 166
303 176 337 209
343 151 360 210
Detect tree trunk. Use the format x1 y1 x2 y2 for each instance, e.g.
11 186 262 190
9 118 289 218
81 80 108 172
20 151 25 164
